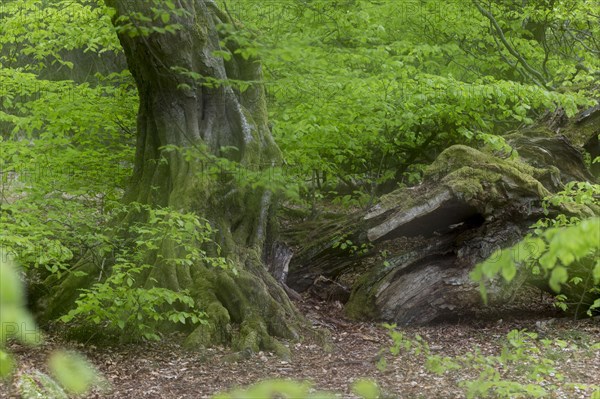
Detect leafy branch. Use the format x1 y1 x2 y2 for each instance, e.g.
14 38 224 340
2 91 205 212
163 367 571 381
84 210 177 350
472 0 551 89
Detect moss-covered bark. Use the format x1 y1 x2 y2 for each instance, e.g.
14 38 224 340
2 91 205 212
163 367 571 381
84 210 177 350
43 0 303 352
288 125 599 325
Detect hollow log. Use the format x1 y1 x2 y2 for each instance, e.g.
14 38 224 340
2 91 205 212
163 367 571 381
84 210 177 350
286 110 599 325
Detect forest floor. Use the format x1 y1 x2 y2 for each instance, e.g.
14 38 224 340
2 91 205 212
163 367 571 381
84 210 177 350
2 296 600 399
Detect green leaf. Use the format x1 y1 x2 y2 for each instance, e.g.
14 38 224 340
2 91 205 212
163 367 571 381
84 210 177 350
0 260 25 306
556 248 575 266
538 252 556 270
593 259 600 284
501 261 517 282
352 378 379 399
549 267 568 292
588 298 600 314
0 350 15 377
212 50 232 61
470 265 483 282
48 351 97 395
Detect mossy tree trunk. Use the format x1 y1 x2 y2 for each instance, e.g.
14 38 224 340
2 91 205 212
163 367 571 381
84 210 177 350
45 0 301 354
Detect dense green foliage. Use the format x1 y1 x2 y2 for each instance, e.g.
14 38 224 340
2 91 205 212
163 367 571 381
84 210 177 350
224 0 597 202
0 0 599 396
0 1 206 342
472 182 600 315
0 0 135 282
59 203 231 342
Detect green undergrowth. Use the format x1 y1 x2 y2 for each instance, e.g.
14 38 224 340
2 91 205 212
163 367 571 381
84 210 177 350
58 203 231 343
1 257 107 398
378 324 600 399
472 181 600 317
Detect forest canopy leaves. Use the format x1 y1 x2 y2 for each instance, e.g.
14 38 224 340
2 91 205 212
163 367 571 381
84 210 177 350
219 0 597 198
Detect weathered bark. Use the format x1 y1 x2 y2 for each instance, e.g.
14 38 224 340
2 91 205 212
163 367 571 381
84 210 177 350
43 0 301 354
287 110 599 325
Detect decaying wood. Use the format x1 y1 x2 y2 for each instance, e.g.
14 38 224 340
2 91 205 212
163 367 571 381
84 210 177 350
267 241 302 301
286 109 599 325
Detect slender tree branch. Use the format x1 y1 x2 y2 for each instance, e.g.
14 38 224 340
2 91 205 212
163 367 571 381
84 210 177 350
566 29 600 55
472 0 551 89
539 16 551 79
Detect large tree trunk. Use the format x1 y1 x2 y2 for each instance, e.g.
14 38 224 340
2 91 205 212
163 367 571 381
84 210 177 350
286 111 599 325
43 0 301 355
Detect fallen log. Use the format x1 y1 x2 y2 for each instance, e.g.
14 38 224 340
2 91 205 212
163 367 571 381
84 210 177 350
285 111 599 325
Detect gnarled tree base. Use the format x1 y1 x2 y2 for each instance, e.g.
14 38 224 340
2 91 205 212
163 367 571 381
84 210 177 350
184 255 300 358
41 244 303 357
